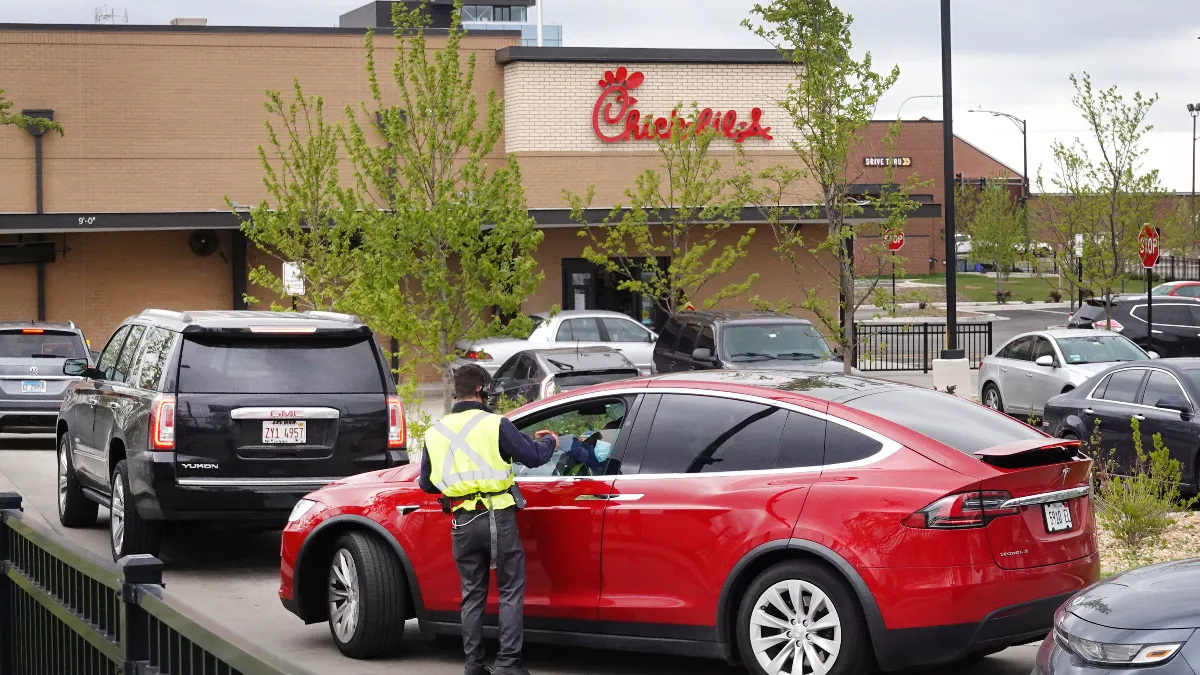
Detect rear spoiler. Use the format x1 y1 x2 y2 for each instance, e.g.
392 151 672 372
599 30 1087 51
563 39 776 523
180 324 372 337
973 438 1085 467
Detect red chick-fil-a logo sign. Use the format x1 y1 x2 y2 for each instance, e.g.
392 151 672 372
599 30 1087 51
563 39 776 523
591 66 773 144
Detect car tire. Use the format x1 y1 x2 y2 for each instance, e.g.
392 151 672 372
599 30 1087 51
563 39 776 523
57 436 98 528
982 383 1005 413
736 560 875 675
109 460 163 561
327 531 407 658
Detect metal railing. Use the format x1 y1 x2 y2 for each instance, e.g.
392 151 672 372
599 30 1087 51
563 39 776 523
854 322 993 373
0 493 317 675
1142 255 1200 283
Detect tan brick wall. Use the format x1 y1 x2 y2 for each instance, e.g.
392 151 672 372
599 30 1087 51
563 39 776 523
503 61 802 154
0 28 515 213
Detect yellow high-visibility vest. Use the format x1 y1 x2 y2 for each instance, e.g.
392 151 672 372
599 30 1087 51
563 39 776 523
424 409 515 511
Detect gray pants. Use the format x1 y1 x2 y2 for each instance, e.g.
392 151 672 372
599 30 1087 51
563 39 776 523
451 506 525 673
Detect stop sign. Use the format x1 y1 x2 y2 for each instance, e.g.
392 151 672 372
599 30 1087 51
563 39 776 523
1139 224 1160 268
886 231 905 253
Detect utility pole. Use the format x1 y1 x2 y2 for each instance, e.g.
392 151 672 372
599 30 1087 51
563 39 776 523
940 0 961 360
1189 103 1199 245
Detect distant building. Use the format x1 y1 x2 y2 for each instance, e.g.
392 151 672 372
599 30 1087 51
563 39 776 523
340 1 562 46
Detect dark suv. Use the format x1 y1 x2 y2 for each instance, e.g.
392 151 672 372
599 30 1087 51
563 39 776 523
0 321 91 436
56 309 405 560
1067 295 1200 357
653 311 850 374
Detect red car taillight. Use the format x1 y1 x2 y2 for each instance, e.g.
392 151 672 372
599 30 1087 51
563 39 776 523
901 490 1018 529
387 395 406 448
1092 320 1124 332
149 395 176 450
462 349 492 362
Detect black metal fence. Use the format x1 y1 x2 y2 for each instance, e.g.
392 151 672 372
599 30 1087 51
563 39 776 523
1145 256 1200 283
854 322 993 373
0 493 316 675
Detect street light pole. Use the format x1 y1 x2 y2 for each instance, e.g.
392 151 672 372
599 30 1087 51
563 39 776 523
940 0 961 359
968 108 1029 241
1189 103 1199 243
896 94 942 120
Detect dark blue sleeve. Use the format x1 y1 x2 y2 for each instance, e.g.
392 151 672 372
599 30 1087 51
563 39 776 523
561 438 605 471
498 417 557 469
418 447 440 494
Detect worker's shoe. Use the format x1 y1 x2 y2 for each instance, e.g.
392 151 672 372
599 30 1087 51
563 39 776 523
491 665 531 675
465 667 493 675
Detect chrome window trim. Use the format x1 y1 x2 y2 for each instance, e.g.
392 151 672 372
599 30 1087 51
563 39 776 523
998 486 1090 509
175 477 336 487
1085 366 1194 409
1127 303 1197 328
509 386 902 480
230 407 340 420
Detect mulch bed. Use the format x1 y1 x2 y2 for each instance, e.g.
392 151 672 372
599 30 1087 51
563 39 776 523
1099 511 1200 576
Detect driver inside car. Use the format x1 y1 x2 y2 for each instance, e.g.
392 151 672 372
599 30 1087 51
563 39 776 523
555 417 622 476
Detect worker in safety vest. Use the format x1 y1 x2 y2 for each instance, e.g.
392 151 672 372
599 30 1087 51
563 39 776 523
419 364 558 675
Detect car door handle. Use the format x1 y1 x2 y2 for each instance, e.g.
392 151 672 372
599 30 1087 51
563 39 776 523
1026 373 1034 378
396 505 420 515
1000 367 1008 373
1133 414 1146 421
575 494 643 502
1084 408 1094 414
1152 330 1164 334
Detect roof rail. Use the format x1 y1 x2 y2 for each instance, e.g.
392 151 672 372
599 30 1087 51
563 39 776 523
141 309 194 323
68 321 76 329
303 310 363 325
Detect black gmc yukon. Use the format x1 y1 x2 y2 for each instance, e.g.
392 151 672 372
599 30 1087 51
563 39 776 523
56 309 405 561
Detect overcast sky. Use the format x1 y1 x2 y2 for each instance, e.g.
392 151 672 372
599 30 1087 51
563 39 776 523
7 0 1200 192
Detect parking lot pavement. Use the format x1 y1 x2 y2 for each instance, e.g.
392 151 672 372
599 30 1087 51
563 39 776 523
0 444 1039 675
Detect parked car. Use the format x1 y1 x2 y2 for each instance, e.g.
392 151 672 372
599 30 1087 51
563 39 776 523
455 310 657 376
1067 295 1200 357
1034 558 1200 674
1153 280 1200 298
280 371 1098 673
955 233 972 256
979 329 1153 417
56 309 405 561
489 347 640 404
653 311 856 374
1044 359 1200 494
0 321 90 436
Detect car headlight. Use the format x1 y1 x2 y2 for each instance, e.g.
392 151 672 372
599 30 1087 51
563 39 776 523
1055 627 1182 665
288 499 320 523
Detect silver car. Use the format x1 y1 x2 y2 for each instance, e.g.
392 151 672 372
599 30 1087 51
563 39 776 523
979 329 1155 417
0 321 90 437
454 310 658 376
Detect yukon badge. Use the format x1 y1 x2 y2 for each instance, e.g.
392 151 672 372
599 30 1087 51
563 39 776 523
181 463 218 470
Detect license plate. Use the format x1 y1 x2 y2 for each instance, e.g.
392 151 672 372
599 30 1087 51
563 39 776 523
21 380 46 394
1043 501 1073 533
262 420 306 444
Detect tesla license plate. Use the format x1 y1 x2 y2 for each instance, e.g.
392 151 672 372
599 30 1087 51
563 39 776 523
1043 501 1072 533
262 420 306 444
21 380 46 394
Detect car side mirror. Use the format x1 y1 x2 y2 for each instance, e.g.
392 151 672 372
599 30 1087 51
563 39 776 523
1156 395 1192 419
692 347 714 362
1148 351 1160 359
63 358 89 377
1035 355 1056 368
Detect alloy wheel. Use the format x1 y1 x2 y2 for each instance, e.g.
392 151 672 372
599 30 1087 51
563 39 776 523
57 448 69 515
984 388 999 410
749 579 842 675
110 474 125 553
328 549 360 643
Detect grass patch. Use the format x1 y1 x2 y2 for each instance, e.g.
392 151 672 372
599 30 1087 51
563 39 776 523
867 273 1063 304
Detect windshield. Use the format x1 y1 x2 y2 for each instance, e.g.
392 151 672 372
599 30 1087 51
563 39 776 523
1054 335 1148 365
0 330 87 359
723 324 832 362
1152 284 1176 296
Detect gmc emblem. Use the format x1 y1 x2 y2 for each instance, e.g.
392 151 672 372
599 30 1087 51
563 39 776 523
271 410 300 418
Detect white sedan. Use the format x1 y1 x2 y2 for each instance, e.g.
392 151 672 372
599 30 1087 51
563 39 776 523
455 310 658 376
979 329 1157 417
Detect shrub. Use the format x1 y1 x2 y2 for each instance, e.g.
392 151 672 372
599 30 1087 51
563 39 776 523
1049 290 1063 302
1095 417 1198 567
996 290 1012 304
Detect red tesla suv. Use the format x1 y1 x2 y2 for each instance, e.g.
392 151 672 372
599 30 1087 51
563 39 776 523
279 372 1099 674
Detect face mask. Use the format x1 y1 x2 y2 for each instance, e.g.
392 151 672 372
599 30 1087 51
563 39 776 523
593 440 614 463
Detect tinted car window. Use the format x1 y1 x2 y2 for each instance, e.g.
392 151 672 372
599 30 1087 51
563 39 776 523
1140 370 1185 407
776 411 827 469
697 326 716 352
1131 304 1193 326
133 327 174 391
602 318 650 342
843 389 1044 455
112 325 146 384
514 355 533 381
825 422 883 464
999 336 1032 361
178 337 385 394
1177 286 1200 298
1031 337 1055 362
97 326 130 381
657 319 682 351
557 318 601 342
678 323 701 355
640 395 787 474
1098 369 1145 404
513 398 628 477
1055 335 1148 365
0 330 87 359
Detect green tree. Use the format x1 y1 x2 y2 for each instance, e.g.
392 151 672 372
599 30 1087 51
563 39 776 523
342 1 543 414
565 107 757 320
744 1 921 371
0 90 62 136
959 181 1026 299
235 80 360 311
1039 73 1173 324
